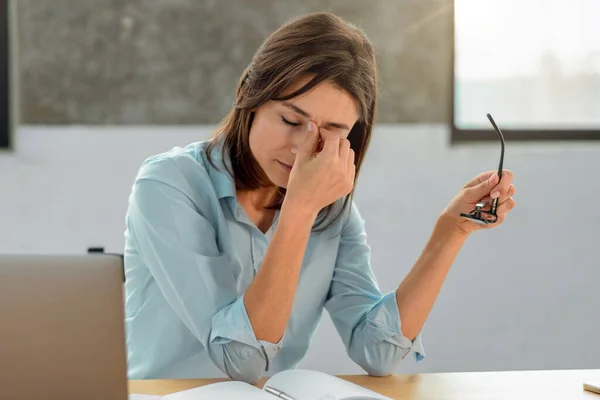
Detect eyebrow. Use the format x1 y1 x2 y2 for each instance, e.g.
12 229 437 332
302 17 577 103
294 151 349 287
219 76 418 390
282 102 351 131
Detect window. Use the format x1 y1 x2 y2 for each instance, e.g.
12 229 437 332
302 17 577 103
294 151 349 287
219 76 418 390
0 0 11 149
452 0 600 142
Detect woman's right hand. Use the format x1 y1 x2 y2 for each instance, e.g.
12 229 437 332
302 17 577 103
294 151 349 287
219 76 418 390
284 121 356 215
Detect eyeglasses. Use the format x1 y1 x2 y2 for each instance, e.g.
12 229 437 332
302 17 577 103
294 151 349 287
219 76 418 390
460 113 505 225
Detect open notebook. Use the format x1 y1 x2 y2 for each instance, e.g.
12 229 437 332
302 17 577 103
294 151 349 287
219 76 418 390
130 369 393 400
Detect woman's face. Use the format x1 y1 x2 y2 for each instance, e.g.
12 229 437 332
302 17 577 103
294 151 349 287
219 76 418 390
248 76 360 189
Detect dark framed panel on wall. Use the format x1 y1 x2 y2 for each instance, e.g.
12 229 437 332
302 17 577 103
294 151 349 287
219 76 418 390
451 0 600 143
0 0 11 149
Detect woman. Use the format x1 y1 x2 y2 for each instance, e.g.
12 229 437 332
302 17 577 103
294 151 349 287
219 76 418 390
123 12 516 383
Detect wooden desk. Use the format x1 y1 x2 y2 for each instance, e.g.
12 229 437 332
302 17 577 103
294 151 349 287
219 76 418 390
129 369 600 399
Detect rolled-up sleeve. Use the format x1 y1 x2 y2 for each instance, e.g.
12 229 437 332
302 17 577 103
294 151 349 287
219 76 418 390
210 294 284 381
126 159 280 384
324 201 425 377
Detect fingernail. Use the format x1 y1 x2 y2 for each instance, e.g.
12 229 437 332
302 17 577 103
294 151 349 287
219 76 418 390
307 121 313 132
489 174 497 183
491 191 500 199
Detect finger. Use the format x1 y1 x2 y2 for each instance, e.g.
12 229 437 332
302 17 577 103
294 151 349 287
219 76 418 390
347 148 355 177
481 184 516 205
493 197 516 223
347 148 355 168
463 169 513 189
319 131 341 157
339 138 351 162
490 170 514 200
296 121 320 161
463 170 497 189
462 173 499 202
316 137 324 153
499 184 516 204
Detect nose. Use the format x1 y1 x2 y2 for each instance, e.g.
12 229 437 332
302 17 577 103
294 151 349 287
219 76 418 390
291 120 317 155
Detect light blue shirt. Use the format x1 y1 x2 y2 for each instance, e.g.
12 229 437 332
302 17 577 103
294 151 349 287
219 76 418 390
123 139 425 383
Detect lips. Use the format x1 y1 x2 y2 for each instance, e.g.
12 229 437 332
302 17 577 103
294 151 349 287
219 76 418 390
277 160 293 171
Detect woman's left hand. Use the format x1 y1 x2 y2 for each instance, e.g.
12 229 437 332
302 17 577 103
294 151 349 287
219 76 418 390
442 169 516 236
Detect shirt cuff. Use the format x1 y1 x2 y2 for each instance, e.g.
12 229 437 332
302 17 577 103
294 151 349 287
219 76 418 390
366 291 426 362
209 293 285 369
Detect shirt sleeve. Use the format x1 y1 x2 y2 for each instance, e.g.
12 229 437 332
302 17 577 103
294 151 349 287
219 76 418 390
126 158 282 384
324 201 425 376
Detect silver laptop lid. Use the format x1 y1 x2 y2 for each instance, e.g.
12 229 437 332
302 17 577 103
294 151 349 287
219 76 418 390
0 254 128 400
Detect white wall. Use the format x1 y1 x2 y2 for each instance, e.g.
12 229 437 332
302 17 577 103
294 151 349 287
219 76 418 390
1 125 599 375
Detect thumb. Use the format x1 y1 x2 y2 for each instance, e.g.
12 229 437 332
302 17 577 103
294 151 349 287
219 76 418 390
295 121 320 161
463 173 499 201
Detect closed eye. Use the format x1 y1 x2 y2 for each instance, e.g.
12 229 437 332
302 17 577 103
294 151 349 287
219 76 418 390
281 116 301 127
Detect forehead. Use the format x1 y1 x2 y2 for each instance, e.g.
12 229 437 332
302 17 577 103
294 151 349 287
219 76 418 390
276 75 361 124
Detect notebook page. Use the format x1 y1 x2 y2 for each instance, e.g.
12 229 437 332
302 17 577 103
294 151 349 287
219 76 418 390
162 381 272 400
129 395 161 400
264 369 393 400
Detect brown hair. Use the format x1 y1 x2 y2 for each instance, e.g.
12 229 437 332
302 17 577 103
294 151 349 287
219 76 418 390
206 11 378 232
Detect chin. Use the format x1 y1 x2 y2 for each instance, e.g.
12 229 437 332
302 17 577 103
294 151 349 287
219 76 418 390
271 176 289 189
266 170 290 189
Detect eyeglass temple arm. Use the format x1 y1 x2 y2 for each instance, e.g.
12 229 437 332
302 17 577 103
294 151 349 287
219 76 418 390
487 113 505 215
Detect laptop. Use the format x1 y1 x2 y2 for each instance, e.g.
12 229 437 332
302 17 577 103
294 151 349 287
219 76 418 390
0 254 128 400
